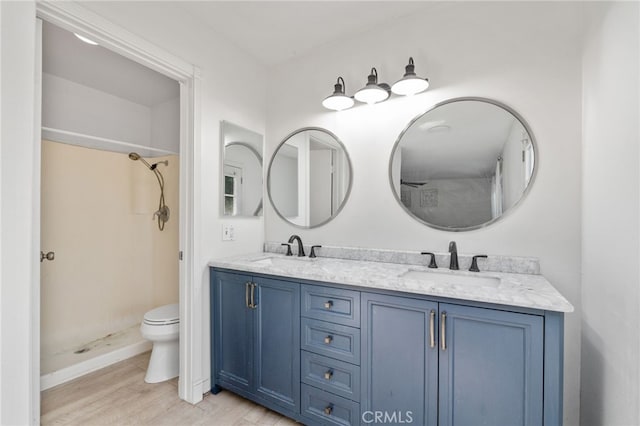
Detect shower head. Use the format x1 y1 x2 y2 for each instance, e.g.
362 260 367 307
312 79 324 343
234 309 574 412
128 152 153 169
150 160 169 170
129 152 169 231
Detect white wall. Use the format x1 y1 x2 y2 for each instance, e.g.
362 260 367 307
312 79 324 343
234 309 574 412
76 0 268 397
265 3 584 424
43 73 151 146
581 2 640 425
43 72 180 155
0 2 38 424
151 97 180 153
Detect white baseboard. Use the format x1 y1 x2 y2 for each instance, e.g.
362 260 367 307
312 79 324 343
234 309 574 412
40 340 152 391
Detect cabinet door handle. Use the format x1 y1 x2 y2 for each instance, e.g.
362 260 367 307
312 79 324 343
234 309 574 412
324 370 333 380
324 300 333 310
250 283 257 309
429 310 436 348
324 335 333 345
245 282 251 308
441 311 447 351
323 405 333 415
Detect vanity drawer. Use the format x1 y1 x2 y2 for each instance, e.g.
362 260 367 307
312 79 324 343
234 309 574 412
302 384 361 426
302 351 361 402
302 285 360 327
302 318 360 365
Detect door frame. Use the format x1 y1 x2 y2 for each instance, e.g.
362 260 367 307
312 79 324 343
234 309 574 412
33 1 204 418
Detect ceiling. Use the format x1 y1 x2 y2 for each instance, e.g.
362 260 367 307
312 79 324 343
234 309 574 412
176 1 436 67
42 2 435 107
42 21 179 107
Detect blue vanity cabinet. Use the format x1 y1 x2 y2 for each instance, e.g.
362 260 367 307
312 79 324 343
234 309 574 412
211 271 253 395
361 293 439 426
210 267 563 426
211 270 300 416
438 303 544 426
361 295 546 426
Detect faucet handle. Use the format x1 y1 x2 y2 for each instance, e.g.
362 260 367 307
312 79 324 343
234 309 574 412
310 245 322 258
420 252 438 268
281 243 293 256
469 255 488 272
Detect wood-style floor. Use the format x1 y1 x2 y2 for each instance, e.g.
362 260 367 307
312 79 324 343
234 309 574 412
41 351 299 425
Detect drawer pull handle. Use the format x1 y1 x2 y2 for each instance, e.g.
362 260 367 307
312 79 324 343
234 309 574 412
324 405 333 416
324 335 333 345
324 370 333 380
324 300 333 310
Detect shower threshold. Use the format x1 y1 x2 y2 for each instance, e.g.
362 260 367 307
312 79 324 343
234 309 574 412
40 324 151 390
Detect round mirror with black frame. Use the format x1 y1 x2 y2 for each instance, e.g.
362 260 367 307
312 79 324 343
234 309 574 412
389 97 537 231
267 127 353 229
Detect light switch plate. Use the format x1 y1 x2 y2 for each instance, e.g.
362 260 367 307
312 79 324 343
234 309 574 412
222 224 235 241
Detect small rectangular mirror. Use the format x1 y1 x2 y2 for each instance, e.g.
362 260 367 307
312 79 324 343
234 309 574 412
220 121 264 217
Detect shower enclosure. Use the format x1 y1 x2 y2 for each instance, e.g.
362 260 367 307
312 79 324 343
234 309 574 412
40 20 180 389
40 141 179 389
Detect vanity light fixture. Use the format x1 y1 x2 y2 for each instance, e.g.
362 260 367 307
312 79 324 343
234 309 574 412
322 58 430 110
353 67 390 105
322 77 355 111
74 33 99 46
391 57 429 96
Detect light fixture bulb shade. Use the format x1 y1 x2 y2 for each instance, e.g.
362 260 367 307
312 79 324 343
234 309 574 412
391 77 430 96
353 67 389 104
354 86 389 104
322 94 354 111
391 57 429 96
322 77 354 111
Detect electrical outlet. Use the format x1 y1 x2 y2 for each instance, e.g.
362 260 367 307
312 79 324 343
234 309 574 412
222 224 235 241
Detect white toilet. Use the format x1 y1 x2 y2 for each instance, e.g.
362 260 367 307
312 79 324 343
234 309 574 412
140 303 179 383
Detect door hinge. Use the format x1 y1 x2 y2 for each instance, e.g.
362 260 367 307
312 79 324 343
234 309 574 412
179 251 183 261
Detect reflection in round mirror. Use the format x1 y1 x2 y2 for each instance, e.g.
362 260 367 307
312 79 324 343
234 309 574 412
389 98 536 231
221 121 264 217
224 142 263 216
268 127 352 228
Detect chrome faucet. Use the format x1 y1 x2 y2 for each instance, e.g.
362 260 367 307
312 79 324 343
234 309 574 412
448 241 459 270
288 235 306 257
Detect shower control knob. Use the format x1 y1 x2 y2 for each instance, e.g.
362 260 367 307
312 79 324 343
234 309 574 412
40 251 55 262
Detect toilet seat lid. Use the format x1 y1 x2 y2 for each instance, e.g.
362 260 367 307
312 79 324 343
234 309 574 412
144 303 179 324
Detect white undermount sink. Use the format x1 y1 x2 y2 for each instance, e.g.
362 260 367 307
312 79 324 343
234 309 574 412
250 256 315 267
399 269 502 287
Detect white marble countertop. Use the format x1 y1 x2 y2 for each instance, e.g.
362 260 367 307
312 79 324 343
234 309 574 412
209 252 574 313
